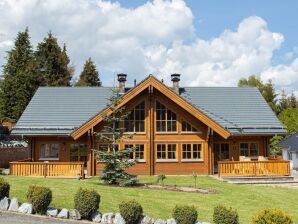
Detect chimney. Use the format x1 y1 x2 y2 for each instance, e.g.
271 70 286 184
117 73 127 94
171 74 180 94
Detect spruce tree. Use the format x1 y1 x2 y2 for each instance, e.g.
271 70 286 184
75 58 101 87
0 28 40 120
35 32 72 86
95 88 137 186
289 92 297 108
278 90 289 113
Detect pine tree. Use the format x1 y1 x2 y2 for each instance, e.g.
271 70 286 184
75 58 101 87
278 90 289 113
289 92 297 108
35 32 72 86
95 88 137 186
0 28 40 120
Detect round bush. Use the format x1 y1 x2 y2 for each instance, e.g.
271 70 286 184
213 205 239 224
26 185 52 214
119 200 143 224
172 205 198 224
252 208 293 224
0 177 9 199
74 188 100 220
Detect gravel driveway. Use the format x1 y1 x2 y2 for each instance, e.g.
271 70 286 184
0 211 90 224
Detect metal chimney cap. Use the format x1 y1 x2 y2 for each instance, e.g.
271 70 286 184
171 74 181 82
117 73 127 82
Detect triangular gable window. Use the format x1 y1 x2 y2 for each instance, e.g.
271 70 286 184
181 121 199 133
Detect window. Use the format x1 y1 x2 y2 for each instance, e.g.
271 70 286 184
182 144 202 160
220 143 229 160
125 144 145 161
125 101 145 132
181 121 198 132
70 144 88 162
98 144 119 161
240 143 258 157
40 143 59 160
156 101 177 132
157 144 177 160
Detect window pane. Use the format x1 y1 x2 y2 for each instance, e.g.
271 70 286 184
240 143 249 156
182 144 192 159
250 143 258 157
49 144 59 158
193 144 202 159
135 144 144 160
157 144 166 159
168 144 176 159
125 144 134 159
79 144 88 162
40 144 49 158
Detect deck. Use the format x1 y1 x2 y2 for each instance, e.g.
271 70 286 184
218 160 291 177
9 160 85 178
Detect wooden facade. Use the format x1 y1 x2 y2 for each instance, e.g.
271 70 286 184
18 79 283 177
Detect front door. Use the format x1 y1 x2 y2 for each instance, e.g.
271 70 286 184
70 143 88 166
213 143 230 173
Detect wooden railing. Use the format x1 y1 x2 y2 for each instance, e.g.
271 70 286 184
218 160 290 177
10 161 84 178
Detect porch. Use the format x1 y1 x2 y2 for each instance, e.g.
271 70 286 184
9 160 85 178
218 160 291 177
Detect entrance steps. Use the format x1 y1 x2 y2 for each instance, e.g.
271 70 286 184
220 176 298 185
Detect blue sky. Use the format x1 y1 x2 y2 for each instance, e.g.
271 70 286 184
0 0 297 93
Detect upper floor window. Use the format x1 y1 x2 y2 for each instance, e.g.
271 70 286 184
40 143 59 160
125 101 145 132
182 144 202 160
156 101 177 132
156 144 177 160
181 121 198 132
240 143 258 157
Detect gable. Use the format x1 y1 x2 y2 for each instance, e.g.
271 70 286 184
71 75 231 140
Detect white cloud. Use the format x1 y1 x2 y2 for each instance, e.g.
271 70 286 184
0 0 297 92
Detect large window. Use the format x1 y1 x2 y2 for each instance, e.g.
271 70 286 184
181 121 198 132
240 143 258 157
125 101 145 132
70 144 88 162
40 143 59 160
156 144 177 161
182 144 202 160
125 144 145 161
156 101 177 132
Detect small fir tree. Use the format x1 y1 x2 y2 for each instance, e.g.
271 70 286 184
75 58 101 87
95 88 137 186
289 92 297 108
269 135 283 158
278 90 289 113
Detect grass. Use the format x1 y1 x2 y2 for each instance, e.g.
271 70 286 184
2 175 298 223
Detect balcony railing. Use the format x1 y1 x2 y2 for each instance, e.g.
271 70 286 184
10 161 84 178
218 160 290 177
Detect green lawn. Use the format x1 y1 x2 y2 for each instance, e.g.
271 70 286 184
2 175 298 223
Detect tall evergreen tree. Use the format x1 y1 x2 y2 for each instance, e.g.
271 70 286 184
75 58 101 87
35 32 72 86
279 90 289 112
0 28 40 120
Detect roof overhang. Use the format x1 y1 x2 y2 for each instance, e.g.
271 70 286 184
71 75 231 140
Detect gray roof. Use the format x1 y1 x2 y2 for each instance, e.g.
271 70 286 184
12 82 286 137
179 87 285 135
278 132 298 151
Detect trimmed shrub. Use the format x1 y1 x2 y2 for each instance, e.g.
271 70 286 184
0 177 10 199
172 205 198 224
119 200 143 224
74 188 100 219
252 208 293 224
27 185 52 214
213 205 239 224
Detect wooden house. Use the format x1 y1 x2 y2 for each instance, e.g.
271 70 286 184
10 74 290 177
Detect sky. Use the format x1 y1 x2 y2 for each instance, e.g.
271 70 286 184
0 0 297 94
